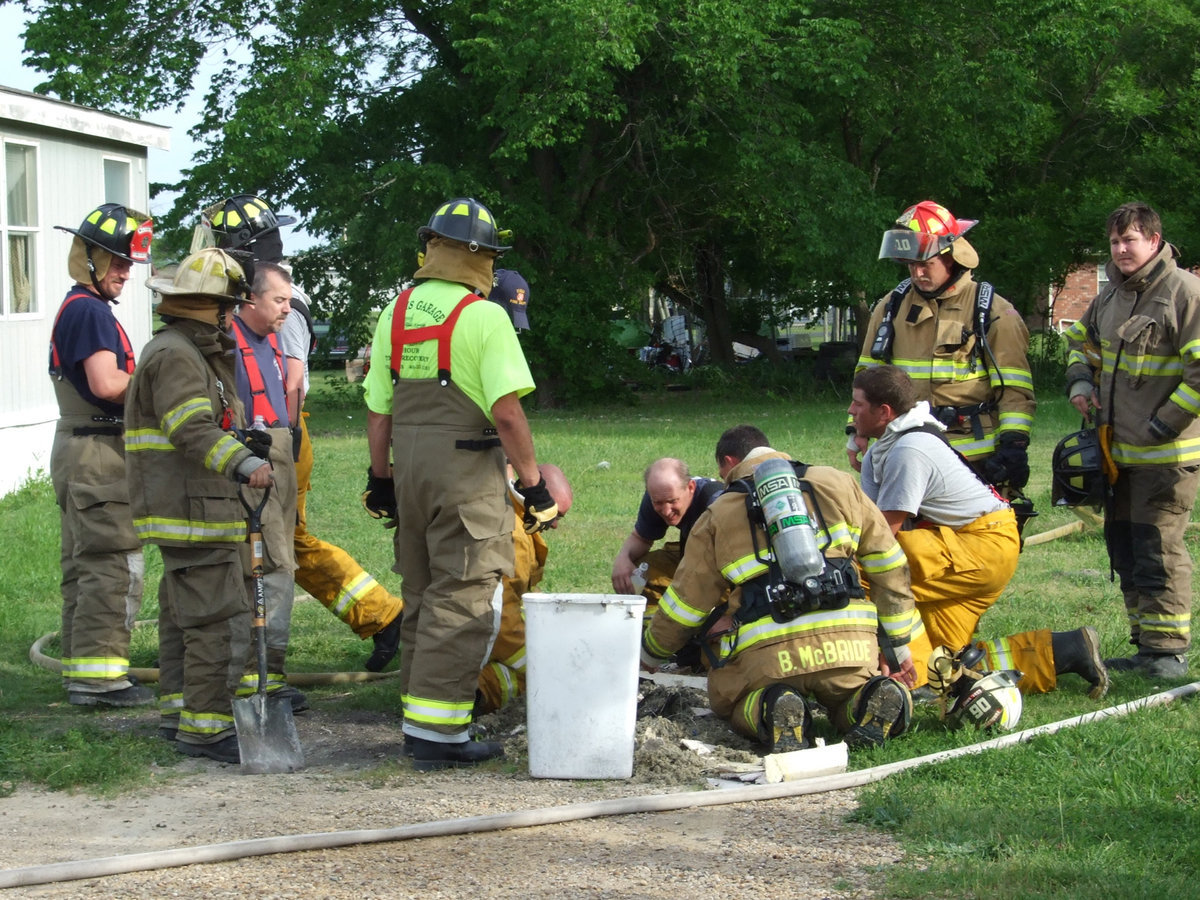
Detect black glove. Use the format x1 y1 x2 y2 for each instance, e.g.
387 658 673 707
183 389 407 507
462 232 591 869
239 427 272 460
362 466 397 522
516 476 558 534
981 432 1029 490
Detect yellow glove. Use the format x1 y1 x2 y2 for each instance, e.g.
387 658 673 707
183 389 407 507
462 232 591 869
928 644 985 723
515 477 558 534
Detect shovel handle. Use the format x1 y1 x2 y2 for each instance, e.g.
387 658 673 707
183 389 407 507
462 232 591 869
238 482 272 697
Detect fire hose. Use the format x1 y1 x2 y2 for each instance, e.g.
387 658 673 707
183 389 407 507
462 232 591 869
2 682 1196 889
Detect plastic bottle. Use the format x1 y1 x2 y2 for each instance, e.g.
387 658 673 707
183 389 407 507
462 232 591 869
752 457 823 583
251 414 268 431
630 562 649 593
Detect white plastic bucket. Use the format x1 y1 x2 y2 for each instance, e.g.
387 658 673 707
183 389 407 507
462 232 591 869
523 592 647 779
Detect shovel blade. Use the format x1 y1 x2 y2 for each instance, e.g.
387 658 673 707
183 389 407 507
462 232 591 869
233 692 305 774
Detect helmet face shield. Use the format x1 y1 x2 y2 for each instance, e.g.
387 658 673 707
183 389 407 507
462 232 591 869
878 227 945 262
880 200 978 263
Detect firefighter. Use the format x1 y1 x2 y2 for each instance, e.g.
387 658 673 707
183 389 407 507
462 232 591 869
851 365 1108 699
1065 201 1200 679
848 201 1036 523
207 194 404 673
125 248 268 763
49 204 154 707
362 197 557 770
640 446 918 752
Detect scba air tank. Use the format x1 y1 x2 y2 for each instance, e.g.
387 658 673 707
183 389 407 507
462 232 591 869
752 457 824 583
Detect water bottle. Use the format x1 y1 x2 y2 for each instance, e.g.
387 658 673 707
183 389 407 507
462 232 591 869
752 457 823 583
251 414 268 431
630 562 649 593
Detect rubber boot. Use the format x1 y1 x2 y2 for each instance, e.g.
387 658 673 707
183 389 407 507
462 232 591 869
1051 626 1109 700
410 736 505 771
365 614 401 672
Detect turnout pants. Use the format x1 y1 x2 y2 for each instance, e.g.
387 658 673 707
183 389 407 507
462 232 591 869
1105 465 1197 655
392 381 512 742
477 519 547 714
238 429 299 694
157 545 251 745
51 421 144 694
898 509 1020 688
708 638 878 738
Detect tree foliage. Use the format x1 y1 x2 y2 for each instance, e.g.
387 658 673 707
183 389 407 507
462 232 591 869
16 0 1200 401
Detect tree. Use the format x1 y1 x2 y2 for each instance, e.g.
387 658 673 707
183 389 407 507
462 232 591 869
17 0 1200 401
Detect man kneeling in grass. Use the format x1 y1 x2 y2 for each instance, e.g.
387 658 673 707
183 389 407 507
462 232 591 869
850 365 1108 701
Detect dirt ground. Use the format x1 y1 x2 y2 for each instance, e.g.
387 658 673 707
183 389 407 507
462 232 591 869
0 683 903 899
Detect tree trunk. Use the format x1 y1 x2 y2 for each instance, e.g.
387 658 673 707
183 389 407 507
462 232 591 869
695 240 735 366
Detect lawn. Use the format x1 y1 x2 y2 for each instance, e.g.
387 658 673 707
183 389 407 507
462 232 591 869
1 373 1197 898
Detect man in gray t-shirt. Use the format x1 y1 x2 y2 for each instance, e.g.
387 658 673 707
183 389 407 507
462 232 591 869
850 365 1108 701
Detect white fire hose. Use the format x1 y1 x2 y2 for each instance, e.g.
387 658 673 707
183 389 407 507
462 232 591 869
2 682 1196 890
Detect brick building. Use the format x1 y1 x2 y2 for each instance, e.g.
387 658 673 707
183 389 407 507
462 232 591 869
1038 262 1109 334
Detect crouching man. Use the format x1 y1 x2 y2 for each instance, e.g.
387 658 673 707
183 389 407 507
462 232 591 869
640 446 918 752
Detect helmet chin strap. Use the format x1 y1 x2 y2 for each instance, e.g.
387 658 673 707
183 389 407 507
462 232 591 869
85 245 117 304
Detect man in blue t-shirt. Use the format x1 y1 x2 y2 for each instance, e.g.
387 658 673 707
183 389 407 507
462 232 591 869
230 261 304 711
612 425 769 606
49 204 155 708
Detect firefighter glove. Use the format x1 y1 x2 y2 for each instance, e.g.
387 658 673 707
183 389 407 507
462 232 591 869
239 427 272 460
516 476 558 534
981 432 1029 490
362 466 397 522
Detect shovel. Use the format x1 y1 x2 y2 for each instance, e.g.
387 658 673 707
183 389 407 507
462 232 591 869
233 481 305 774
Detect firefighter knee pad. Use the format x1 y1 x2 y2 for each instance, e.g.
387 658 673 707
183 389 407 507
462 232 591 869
845 676 912 748
760 685 813 754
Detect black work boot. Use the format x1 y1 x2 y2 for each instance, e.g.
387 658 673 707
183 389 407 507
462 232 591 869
68 681 155 707
365 616 401 672
845 676 912 748
176 734 240 764
1051 626 1109 699
410 737 505 771
761 686 812 754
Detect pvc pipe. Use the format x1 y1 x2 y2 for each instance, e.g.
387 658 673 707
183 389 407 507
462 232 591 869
2 681 1196 890
1022 519 1085 547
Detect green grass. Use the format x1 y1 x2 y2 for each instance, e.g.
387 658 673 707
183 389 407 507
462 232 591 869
2 372 1199 898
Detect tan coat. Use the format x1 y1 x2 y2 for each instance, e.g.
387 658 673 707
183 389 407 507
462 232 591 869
856 273 1036 460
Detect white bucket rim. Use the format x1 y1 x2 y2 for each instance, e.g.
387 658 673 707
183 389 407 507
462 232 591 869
522 592 646 609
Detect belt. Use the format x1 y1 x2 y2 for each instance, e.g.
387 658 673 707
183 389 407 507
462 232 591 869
73 426 122 437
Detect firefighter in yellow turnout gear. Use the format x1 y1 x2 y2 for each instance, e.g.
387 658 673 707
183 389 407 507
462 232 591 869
1065 202 1200 680
851 365 1109 700
641 447 918 751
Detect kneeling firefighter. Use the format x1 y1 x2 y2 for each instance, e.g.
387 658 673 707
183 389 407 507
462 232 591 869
640 447 918 751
